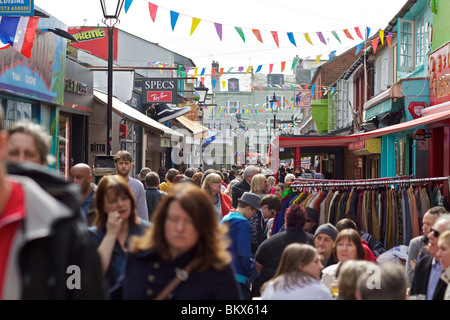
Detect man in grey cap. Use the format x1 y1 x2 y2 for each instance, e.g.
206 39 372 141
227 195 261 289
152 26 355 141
220 192 261 300
314 223 338 268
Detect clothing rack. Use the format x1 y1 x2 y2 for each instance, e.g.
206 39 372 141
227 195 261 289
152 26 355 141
290 176 450 188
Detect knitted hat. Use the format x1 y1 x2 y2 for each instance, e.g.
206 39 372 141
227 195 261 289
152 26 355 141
314 223 338 241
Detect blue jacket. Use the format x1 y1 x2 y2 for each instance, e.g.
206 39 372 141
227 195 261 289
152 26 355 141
221 211 253 285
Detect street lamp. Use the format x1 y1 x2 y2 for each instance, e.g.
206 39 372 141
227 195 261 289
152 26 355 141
100 0 124 155
194 81 209 168
270 93 279 136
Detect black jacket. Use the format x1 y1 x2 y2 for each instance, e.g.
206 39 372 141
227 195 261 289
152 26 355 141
5 162 107 300
410 253 447 300
231 179 251 208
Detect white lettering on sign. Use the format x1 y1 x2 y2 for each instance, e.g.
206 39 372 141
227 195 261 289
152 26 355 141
144 80 175 90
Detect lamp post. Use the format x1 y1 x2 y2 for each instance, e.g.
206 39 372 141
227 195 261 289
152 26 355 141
100 0 124 155
270 93 279 136
194 81 209 168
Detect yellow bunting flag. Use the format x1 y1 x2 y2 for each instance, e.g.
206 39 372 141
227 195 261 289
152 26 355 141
245 66 253 75
304 33 313 45
379 30 384 45
193 67 198 78
190 18 201 36
222 81 226 90
315 54 322 66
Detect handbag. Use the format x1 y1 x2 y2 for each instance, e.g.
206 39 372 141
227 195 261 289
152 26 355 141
154 260 196 300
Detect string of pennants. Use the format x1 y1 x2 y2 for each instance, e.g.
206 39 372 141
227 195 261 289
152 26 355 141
126 0 394 72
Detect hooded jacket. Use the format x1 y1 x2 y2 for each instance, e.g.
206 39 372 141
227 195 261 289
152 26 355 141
220 211 253 285
231 179 250 208
2 164 106 300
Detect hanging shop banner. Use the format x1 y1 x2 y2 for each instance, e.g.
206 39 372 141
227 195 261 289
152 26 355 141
429 41 450 107
0 15 66 105
294 89 311 108
0 0 34 16
68 27 118 62
142 77 178 104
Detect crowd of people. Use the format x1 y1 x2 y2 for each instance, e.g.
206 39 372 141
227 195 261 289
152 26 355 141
1 112 450 301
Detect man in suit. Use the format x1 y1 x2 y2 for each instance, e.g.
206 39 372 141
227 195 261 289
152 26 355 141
410 214 450 300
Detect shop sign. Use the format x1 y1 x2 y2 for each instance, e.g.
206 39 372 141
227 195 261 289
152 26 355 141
0 16 66 105
142 78 178 104
68 27 116 62
429 42 450 106
294 89 311 108
0 0 33 16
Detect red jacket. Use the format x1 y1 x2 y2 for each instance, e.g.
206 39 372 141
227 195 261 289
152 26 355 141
220 192 233 217
362 240 377 262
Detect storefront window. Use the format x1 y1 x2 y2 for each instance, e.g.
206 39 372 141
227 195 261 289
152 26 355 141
5 100 32 128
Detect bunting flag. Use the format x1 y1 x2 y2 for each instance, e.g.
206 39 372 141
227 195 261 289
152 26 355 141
329 50 336 62
311 85 315 97
291 59 298 70
219 67 224 77
355 42 364 55
269 64 273 74
365 27 371 41
0 16 39 59
299 57 310 67
193 67 198 77
379 30 384 45
387 32 392 48
148 2 158 22
304 33 313 45
235 27 245 42
212 79 217 88
331 31 341 43
315 54 322 66
372 38 379 53
170 11 179 31
255 65 262 73
317 32 327 45
355 27 363 40
343 29 354 40
287 32 296 47
190 18 201 36
214 23 223 41
252 29 263 43
125 0 133 13
258 84 263 91
238 66 244 72
226 67 233 74
271 31 279 48
211 67 215 77
281 61 286 72
250 84 255 91
200 68 205 76
245 66 253 75
222 81 226 89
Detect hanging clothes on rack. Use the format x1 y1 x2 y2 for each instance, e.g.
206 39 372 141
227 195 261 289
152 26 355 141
280 176 450 250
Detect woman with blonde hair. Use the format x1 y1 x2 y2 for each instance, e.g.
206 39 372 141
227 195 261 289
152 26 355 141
110 183 242 300
88 175 151 290
267 176 276 194
261 243 332 300
250 173 269 196
225 178 240 198
202 173 233 220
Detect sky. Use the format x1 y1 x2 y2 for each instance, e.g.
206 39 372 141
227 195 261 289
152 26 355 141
34 0 408 73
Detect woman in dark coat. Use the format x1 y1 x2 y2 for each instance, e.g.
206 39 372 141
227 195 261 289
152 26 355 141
110 183 242 300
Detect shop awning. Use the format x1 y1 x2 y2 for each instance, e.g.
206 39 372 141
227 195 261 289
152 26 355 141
279 107 450 148
94 90 183 141
173 116 209 140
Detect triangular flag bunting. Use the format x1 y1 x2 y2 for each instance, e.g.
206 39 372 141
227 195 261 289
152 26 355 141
148 2 158 22
214 23 223 41
343 29 354 40
255 65 262 73
379 30 384 45
271 31 279 48
355 42 364 55
329 50 336 62
219 68 224 77
317 32 327 45
245 66 253 75
200 68 205 76
258 84 263 91
355 27 364 40
281 61 286 73
315 54 322 66
124 0 133 13
269 64 273 74
211 68 215 77
366 27 371 42
387 32 392 48
170 11 179 31
193 67 198 78
331 31 341 43
304 33 313 45
190 18 201 36
222 81 226 90
252 29 263 43
250 84 255 91
235 27 245 42
291 59 298 70
372 38 379 53
287 32 297 47
212 79 217 88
